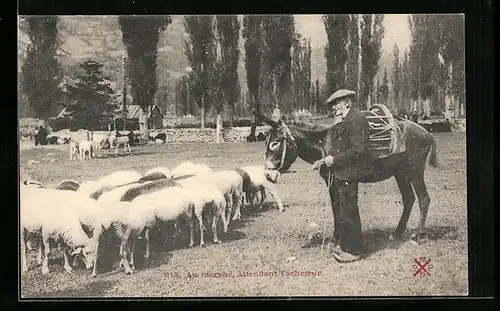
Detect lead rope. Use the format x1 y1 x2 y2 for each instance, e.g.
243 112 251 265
319 166 335 260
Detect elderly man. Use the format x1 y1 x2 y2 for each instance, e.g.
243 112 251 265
312 89 373 263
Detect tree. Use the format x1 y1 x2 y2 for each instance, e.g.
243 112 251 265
401 49 411 112
346 14 360 94
215 15 240 127
20 16 63 119
378 68 390 103
184 15 215 129
315 78 321 113
437 15 465 116
261 15 295 114
64 60 117 129
323 15 350 98
242 15 263 116
360 14 384 108
291 33 302 111
391 43 402 111
118 16 172 137
375 78 380 105
302 38 312 110
291 34 312 111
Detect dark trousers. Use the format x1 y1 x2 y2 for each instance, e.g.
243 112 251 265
329 178 363 255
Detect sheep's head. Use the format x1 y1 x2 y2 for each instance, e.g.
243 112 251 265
71 244 97 270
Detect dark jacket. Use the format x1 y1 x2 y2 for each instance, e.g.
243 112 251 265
325 107 373 181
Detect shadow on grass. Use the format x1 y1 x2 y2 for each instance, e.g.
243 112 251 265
82 199 284 274
25 279 117 298
363 225 460 258
299 225 459 258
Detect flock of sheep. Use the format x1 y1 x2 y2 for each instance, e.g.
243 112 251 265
69 131 141 160
20 161 285 277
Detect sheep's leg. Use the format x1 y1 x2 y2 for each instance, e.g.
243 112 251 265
91 232 101 277
129 233 137 271
62 246 74 274
263 181 285 212
225 193 234 226
118 239 124 268
232 192 242 220
41 233 51 275
197 207 205 247
144 227 150 261
212 211 221 244
188 216 195 247
120 227 134 274
21 229 28 273
220 202 229 234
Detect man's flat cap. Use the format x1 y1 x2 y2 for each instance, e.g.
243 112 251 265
325 89 356 105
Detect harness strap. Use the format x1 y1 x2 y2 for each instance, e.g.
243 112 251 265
278 138 287 172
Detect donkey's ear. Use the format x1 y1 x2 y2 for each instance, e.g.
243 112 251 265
255 111 280 128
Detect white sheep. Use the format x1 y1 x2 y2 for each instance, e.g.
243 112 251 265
92 178 181 274
186 170 244 224
175 178 228 246
239 165 285 212
99 185 191 275
20 187 99 275
20 179 44 188
170 161 213 179
79 140 93 160
112 135 131 154
144 166 172 179
54 170 143 200
69 140 80 160
96 170 143 189
122 186 196 273
55 179 80 191
92 133 109 150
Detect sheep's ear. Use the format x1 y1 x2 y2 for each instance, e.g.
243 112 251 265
71 247 83 256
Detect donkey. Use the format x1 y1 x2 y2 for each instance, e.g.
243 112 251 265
255 111 438 244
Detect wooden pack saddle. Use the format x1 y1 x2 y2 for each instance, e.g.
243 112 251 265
363 104 406 159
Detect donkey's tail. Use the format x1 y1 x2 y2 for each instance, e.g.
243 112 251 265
428 137 439 168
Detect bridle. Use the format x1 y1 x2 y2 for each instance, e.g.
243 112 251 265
266 122 297 173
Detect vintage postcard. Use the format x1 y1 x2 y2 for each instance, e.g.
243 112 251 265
18 14 467 298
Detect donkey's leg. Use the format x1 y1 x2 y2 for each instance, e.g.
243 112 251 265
409 171 431 244
390 171 416 241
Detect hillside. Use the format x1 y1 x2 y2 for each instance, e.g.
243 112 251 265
18 15 396 113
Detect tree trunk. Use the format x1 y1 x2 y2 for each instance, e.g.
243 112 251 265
228 104 233 127
200 100 205 129
357 15 362 100
139 106 149 140
216 113 224 143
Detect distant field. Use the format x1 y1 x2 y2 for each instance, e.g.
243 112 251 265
19 132 468 297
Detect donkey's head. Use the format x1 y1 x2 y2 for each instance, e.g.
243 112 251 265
255 112 298 173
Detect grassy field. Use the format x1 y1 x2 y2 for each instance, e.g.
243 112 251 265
19 132 468 297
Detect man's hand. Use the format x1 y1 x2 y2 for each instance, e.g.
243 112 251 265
311 159 324 170
323 155 334 167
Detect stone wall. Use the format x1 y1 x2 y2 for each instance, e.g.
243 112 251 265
158 126 271 143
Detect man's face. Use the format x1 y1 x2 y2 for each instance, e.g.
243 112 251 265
330 98 350 117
